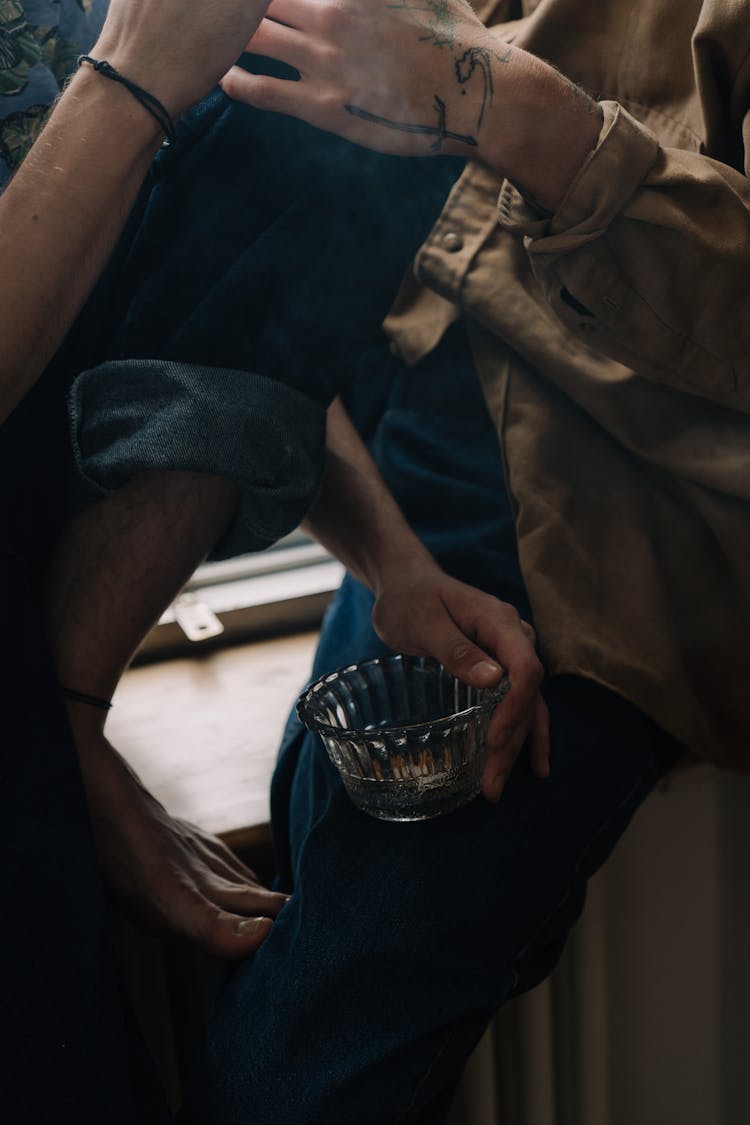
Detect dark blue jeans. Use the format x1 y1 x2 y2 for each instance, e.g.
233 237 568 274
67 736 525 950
0 85 464 1122
182 326 684 1124
68 86 464 556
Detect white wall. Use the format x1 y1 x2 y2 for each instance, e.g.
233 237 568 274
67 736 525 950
448 765 750 1125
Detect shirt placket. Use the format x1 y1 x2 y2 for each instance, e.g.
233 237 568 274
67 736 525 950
413 163 504 310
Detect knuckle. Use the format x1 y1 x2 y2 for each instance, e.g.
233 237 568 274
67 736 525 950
517 651 544 689
496 601 521 626
202 904 225 938
193 904 227 949
449 641 479 667
317 0 350 34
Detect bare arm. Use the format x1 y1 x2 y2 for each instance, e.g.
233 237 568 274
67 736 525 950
0 0 273 425
303 398 549 802
0 72 163 423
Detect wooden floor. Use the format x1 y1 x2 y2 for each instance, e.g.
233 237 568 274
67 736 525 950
106 630 320 848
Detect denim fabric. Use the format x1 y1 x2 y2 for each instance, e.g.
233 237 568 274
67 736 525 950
69 360 326 555
69 83 463 555
181 329 684 1124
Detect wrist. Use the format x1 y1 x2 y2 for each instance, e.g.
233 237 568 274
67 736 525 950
476 41 603 212
367 537 439 600
77 56 177 146
87 36 195 122
65 64 166 153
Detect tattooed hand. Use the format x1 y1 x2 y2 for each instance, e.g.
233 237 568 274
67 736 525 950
221 0 512 158
222 0 603 208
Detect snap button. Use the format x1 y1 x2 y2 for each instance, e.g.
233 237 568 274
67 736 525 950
441 230 464 253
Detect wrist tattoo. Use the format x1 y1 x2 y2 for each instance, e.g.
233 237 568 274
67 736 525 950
345 95 477 151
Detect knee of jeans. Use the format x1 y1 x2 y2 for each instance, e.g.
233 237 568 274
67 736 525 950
68 360 327 555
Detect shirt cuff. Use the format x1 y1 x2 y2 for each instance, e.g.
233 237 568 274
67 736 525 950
496 101 660 253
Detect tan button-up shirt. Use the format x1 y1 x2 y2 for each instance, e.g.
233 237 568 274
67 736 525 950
384 0 750 768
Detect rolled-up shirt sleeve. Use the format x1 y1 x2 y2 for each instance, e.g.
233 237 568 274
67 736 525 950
497 98 750 407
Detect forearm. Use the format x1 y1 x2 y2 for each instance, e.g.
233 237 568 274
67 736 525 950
0 66 163 422
303 397 548 797
302 398 434 592
0 0 275 425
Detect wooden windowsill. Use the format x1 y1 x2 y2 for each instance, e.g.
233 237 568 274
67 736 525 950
106 630 320 851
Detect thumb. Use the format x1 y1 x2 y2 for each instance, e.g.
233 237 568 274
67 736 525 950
198 912 274 959
425 621 504 688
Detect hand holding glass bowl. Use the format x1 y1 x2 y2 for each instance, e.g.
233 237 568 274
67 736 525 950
296 654 511 821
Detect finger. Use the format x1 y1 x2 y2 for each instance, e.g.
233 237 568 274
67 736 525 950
528 693 551 779
246 17 309 71
481 721 528 803
470 602 542 710
265 0 313 28
520 619 536 644
481 643 542 741
416 617 505 689
197 907 274 959
210 881 291 920
221 67 308 117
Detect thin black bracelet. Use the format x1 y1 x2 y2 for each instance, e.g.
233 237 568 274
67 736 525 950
77 55 176 146
62 687 113 712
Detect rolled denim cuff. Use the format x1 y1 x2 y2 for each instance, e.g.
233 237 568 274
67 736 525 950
68 359 326 557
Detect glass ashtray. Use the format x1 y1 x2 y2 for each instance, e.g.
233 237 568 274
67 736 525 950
296 654 509 821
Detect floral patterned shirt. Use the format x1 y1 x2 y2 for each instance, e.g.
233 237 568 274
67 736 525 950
0 0 107 188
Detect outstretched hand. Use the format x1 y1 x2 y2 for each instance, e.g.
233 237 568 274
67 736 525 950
371 563 549 802
222 0 511 159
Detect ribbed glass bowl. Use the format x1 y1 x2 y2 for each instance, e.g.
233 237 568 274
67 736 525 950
296 654 509 821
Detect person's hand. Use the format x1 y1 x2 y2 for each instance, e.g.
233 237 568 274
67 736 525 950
221 0 513 159
371 561 549 802
73 726 288 958
91 0 274 118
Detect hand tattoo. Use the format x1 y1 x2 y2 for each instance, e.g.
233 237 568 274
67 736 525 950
345 95 478 151
455 45 509 129
387 0 462 50
386 1 512 131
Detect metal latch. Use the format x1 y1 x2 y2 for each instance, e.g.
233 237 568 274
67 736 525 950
172 593 224 642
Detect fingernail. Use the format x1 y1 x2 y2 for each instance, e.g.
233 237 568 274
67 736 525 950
471 660 502 681
236 916 270 935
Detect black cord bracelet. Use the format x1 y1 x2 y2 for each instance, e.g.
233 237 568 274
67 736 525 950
77 55 176 146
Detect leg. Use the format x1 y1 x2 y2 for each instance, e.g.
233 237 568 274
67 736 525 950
43 470 289 956
182 581 682 1125
181 328 683 1122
